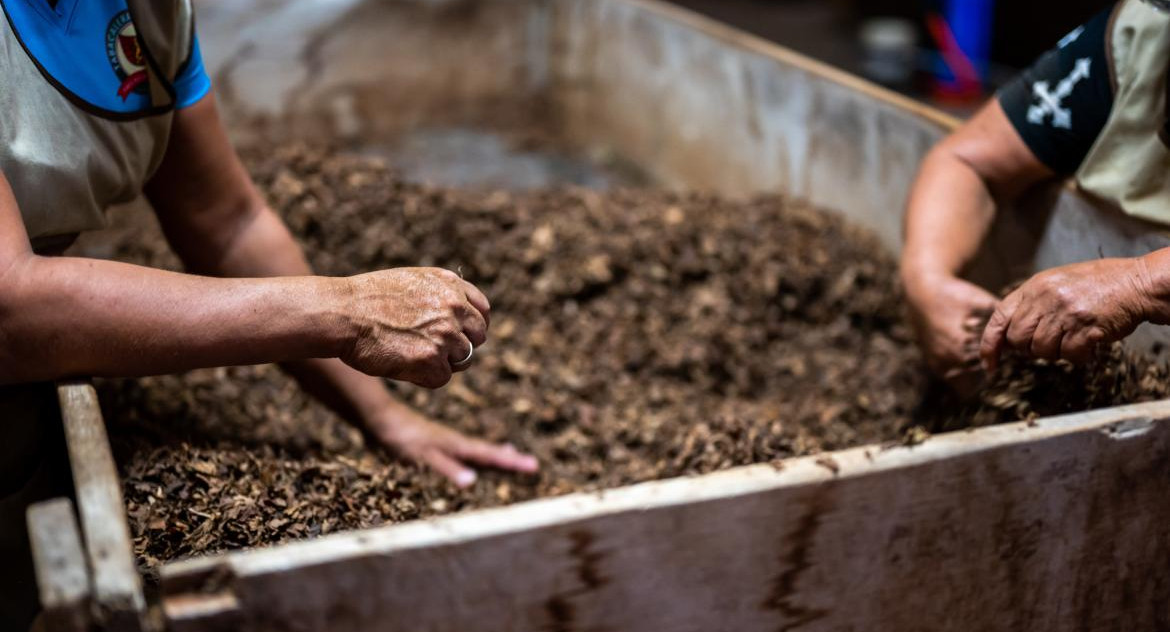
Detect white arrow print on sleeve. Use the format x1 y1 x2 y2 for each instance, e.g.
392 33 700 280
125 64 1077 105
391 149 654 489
1026 58 1091 130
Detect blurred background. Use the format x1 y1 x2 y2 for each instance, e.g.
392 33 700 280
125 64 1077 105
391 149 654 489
667 0 1109 112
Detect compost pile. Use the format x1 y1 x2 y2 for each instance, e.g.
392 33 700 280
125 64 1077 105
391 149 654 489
100 142 1170 572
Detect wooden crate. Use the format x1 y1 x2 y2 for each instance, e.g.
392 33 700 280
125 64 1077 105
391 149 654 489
33 1 1170 630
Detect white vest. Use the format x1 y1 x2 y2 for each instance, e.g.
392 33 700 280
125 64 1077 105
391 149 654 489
1076 0 1170 225
0 0 194 253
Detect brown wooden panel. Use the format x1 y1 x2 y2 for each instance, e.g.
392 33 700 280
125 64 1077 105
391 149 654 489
162 401 1170 632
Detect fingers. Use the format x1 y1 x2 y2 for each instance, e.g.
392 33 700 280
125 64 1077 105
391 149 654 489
1030 318 1064 361
437 269 491 325
1061 327 1107 365
982 291 1107 369
454 440 540 474
457 304 489 348
422 449 478 488
421 441 541 488
439 269 489 347
408 358 454 390
1004 305 1041 357
981 293 1020 372
460 280 492 326
446 332 476 374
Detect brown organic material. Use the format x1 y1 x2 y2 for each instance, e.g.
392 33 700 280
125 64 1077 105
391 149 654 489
99 142 1169 574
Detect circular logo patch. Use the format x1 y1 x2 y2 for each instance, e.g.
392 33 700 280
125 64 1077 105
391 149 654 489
106 11 149 101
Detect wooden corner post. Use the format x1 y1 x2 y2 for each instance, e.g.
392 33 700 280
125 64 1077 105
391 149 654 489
56 381 149 632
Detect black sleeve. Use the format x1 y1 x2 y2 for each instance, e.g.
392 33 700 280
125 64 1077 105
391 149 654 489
996 6 1117 175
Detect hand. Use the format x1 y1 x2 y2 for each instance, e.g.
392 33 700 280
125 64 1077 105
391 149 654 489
904 272 999 393
339 268 490 388
980 258 1158 371
367 402 540 488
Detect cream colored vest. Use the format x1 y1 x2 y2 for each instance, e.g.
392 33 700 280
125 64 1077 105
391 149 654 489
0 0 194 253
1076 0 1170 225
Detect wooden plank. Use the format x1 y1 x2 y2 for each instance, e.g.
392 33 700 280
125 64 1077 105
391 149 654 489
161 400 1170 632
27 498 90 632
57 381 147 632
163 592 242 632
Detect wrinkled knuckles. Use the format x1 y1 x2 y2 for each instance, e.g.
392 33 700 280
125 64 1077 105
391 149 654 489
1085 327 1108 344
1006 331 1030 350
1049 283 1078 309
407 341 446 367
1067 301 1098 326
443 296 467 313
432 322 462 344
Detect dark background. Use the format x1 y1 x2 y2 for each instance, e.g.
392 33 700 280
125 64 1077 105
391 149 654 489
857 0 1109 67
667 0 1111 102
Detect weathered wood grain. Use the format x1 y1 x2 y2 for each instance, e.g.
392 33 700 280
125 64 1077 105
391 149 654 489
160 401 1170 632
57 381 146 632
27 498 90 632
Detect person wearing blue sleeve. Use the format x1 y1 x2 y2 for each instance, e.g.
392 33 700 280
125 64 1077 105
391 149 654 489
901 0 1170 394
0 2 537 628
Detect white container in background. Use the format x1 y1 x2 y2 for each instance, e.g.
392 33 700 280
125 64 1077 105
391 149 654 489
860 17 918 87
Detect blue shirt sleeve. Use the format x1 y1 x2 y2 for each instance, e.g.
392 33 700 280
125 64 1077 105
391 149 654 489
173 35 211 109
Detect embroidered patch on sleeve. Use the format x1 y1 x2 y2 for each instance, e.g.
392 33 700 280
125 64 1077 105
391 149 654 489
997 6 1115 174
1026 57 1092 130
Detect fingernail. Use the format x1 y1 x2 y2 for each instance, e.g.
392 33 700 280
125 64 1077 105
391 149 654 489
456 470 477 488
522 456 540 471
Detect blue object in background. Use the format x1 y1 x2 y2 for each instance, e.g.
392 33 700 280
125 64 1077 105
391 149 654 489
930 0 996 101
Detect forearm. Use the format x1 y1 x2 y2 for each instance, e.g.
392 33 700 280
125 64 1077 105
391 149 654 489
189 204 398 425
0 254 349 384
900 144 998 291
901 101 1055 299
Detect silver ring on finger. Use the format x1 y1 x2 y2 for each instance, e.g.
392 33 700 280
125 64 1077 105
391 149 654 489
451 343 475 368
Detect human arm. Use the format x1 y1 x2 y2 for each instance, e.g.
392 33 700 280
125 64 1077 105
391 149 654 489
0 182 346 383
143 93 537 485
900 101 1053 388
974 5 1170 369
903 7 1129 382
0 172 486 390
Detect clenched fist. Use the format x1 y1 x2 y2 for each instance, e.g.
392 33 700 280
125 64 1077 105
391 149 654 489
338 268 491 388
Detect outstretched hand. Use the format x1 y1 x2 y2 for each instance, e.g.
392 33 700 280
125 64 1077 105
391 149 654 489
980 258 1158 372
366 401 539 488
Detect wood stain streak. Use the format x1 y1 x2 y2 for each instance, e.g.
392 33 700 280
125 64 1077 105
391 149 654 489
543 595 575 632
569 530 608 590
542 529 610 632
762 493 832 631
